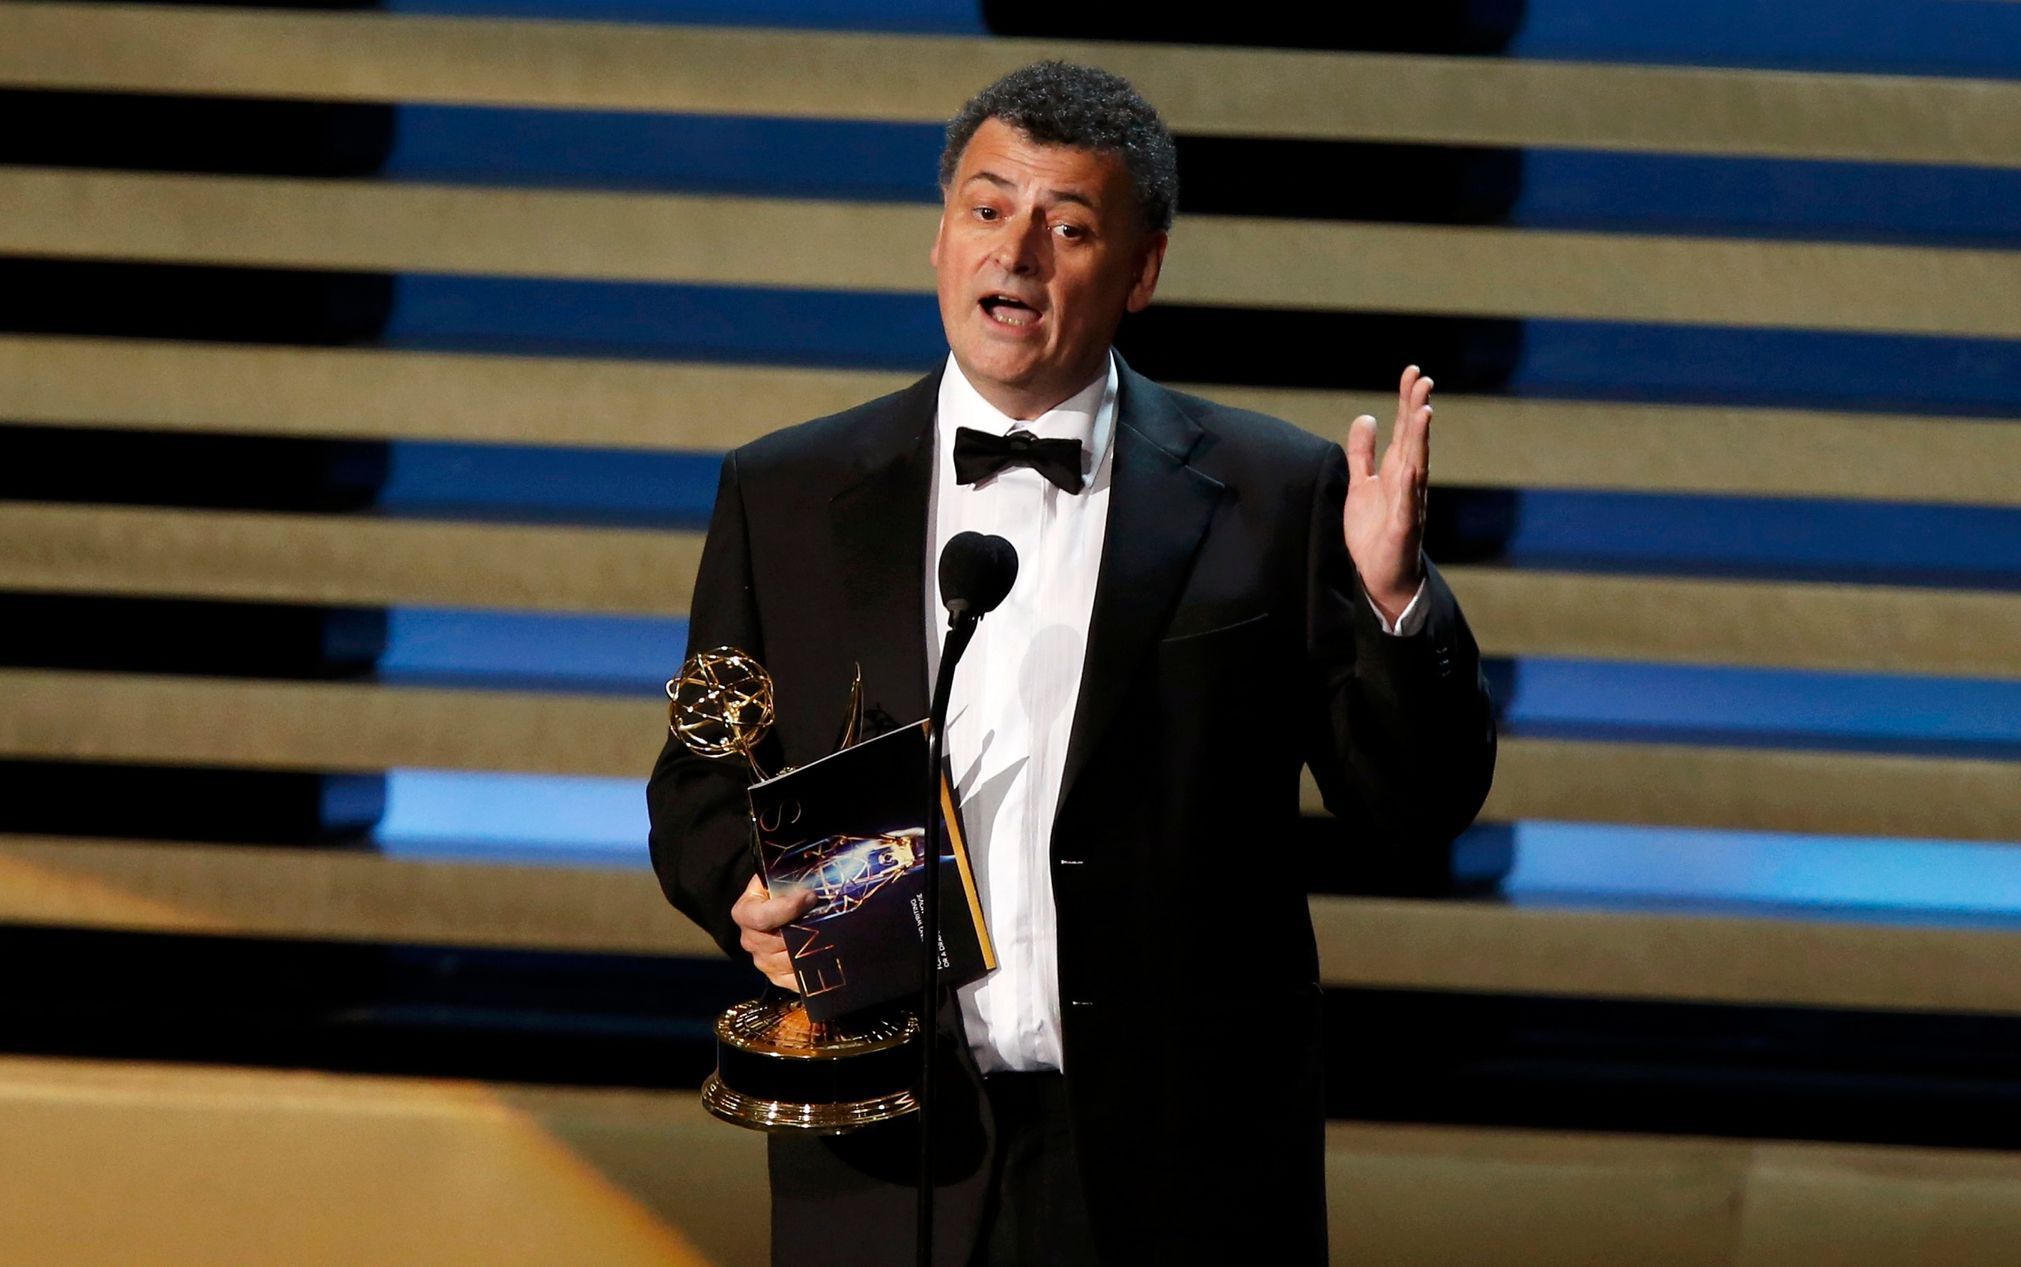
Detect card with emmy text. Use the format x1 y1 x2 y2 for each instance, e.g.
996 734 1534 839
746 721 996 1022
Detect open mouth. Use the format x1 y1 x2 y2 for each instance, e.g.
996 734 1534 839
979 295 1041 328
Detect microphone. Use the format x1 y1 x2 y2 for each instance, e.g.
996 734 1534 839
917 530 1015 1267
938 531 1018 622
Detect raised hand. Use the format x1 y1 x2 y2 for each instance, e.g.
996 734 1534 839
1344 365 1433 624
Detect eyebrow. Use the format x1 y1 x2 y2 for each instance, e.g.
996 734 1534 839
962 169 1099 213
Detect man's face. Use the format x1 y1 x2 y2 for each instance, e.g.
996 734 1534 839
931 117 1167 420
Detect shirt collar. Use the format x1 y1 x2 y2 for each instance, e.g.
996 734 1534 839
936 351 1118 485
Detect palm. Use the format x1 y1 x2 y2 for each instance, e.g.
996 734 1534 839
1344 365 1433 622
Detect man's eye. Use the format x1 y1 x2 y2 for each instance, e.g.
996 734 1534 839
974 206 999 221
1055 223 1086 240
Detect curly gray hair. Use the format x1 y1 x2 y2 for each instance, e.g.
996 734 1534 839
937 61 1179 233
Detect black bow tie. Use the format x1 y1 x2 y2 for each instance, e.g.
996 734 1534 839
953 426 1085 493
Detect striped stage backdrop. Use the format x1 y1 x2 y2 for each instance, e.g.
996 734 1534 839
1 3 2018 1264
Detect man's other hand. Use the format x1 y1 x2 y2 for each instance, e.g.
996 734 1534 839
1345 364 1433 624
732 873 816 990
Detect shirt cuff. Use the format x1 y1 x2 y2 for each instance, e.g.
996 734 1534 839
1367 578 1429 637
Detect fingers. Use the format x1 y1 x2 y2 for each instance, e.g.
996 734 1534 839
732 872 816 990
1392 364 1419 435
751 949 798 991
1390 365 1434 475
1383 367 1433 535
733 872 813 931
1352 365 1435 490
1346 413 1378 481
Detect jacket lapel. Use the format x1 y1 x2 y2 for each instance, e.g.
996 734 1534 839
1058 360 1225 822
828 368 941 731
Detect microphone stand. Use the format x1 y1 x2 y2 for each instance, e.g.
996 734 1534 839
917 604 980 1267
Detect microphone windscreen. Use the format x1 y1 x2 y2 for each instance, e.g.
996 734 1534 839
939 531 1019 616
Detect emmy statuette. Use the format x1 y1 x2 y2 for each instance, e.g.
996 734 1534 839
665 648 922 1133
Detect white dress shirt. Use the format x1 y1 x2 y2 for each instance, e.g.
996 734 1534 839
927 353 1117 1074
924 352 1425 1074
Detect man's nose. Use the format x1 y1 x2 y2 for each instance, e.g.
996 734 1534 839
993 213 1046 274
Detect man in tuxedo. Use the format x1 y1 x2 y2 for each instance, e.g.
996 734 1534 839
649 61 1495 1265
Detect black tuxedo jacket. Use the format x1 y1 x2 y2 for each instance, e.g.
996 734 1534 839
648 358 1496 1265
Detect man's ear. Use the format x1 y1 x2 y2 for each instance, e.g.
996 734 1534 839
1126 231 1168 313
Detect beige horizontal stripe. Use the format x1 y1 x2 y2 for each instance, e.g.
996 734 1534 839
6 168 2020 339
1328 1123 2021 1267
7 336 2020 507
3 834 2018 1016
0 668 657 777
1214 383 2021 509
0 835 711 957
1442 566 2021 680
0 502 702 616
1 670 2014 841
0 167 942 289
0 1055 766 1267
1480 737 2021 842
0 336 920 454
1308 733 2021 842
6 1053 2019 1267
1164 214 2021 337
4 4 2020 168
8 503 2020 680
1312 892 2021 1014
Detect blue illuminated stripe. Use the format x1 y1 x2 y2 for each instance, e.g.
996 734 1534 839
1503 660 2021 749
373 768 2021 916
380 105 2021 249
360 434 2021 590
378 277 2021 416
1510 0 2021 79
375 440 723 526
383 277 948 367
374 605 2021 754
385 108 944 202
385 0 2019 78
1511 151 2021 247
1505 821 2021 914
379 610 688 691
1506 320 2021 416
377 770 652 864
1493 491 2021 590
